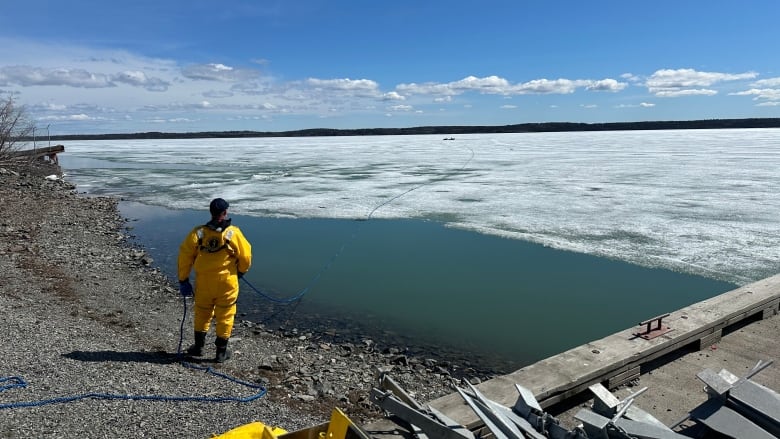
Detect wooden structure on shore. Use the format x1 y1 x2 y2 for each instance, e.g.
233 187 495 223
8 144 64 164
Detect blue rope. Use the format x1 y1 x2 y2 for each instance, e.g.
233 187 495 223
1 295 267 410
0 377 26 392
0 385 266 409
240 242 349 304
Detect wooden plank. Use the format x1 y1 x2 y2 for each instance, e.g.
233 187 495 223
697 329 722 350
427 274 780 429
761 298 779 319
10 144 64 158
606 365 640 389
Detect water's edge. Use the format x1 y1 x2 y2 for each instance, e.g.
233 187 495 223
120 200 736 372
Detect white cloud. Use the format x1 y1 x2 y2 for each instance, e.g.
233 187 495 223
149 117 197 123
451 75 511 94
38 113 102 121
396 81 456 96
655 88 718 97
306 78 379 92
646 68 757 97
37 102 68 111
615 102 655 108
381 91 405 101
730 88 780 102
397 76 626 97
181 63 260 82
513 78 586 94
0 66 114 88
752 77 780 87
203 90 234 98
388 104 413 112
728 76 780 105
112 70 170 91
621 73 642 83
585 78 627 92
0 65 171 92
396 75 512 96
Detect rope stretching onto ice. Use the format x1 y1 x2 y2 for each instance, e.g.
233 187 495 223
244 145 476 304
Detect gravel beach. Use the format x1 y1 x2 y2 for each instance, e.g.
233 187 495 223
0 159 488 438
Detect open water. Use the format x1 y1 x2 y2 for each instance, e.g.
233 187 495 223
56 129 779 371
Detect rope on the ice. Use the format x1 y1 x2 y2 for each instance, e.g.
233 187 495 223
246 145 476 304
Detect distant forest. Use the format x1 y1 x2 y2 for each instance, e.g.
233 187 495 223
49 118 780 141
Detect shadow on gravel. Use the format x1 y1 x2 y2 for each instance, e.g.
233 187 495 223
63 350 180 364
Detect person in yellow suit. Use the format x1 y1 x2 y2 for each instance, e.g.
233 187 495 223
178 198 252 363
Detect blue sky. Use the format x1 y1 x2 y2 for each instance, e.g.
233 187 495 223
1 1 779 135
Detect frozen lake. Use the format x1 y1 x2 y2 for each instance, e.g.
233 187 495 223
57 129 778 370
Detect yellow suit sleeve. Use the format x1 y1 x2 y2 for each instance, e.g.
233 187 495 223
177 227 200 282
232 227 252 274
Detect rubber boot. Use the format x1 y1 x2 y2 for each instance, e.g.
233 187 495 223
187 331 206 357
215 337 231 363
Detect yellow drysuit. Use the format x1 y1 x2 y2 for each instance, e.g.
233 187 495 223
178 222 252 339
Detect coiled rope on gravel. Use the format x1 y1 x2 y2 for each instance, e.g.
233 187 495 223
0 295 266 410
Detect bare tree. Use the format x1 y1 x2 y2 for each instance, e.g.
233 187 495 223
0 94 35 163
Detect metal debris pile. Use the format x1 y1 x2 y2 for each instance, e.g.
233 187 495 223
371 359 779 439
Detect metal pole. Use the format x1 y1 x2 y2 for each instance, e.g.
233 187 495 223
46 124 51 147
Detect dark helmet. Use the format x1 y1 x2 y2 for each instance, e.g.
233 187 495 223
209 198 229 216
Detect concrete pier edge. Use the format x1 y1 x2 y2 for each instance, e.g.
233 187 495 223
423 274 780 429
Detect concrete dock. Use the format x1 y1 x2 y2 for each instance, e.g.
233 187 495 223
367 273 780 436
551 300 780 431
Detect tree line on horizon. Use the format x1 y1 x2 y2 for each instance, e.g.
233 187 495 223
47 117 780 141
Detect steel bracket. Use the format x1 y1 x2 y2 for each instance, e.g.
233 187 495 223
634 313 673 340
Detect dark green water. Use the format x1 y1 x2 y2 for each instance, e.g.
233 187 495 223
121 201 735 372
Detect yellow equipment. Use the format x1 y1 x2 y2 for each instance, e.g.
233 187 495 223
212 408 370 439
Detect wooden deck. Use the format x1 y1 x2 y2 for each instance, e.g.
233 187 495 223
8 144 64 162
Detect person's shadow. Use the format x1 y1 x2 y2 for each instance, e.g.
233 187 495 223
63 350 182 365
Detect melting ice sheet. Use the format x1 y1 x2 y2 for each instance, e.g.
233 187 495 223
61 129 780 285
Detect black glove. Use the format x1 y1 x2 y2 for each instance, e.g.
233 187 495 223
179 279 193 297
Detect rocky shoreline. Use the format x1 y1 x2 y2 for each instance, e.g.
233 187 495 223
0 160 495 438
